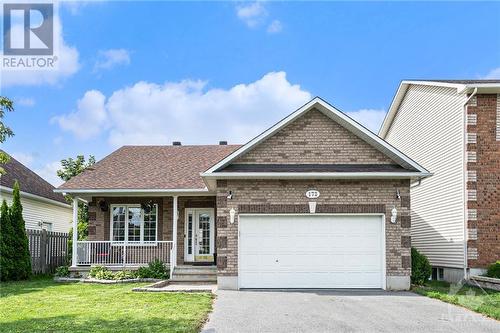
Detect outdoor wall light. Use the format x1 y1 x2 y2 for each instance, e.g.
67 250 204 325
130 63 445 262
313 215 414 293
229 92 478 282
308 202 317 214
390 207 398 224
396 189 401 200
98 200 108 212
227 190 233 200
229 208 236 224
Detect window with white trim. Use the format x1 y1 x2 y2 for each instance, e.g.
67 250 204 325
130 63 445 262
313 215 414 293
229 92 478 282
111 204 157 243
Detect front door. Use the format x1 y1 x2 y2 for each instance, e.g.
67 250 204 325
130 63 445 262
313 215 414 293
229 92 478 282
184 209 215 262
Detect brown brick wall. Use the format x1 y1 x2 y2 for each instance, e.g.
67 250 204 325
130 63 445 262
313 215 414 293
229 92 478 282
215 179 411 277
466 94 500 268
235 109 395 165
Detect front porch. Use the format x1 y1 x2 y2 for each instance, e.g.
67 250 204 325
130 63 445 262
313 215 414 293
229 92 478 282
70 194 217 273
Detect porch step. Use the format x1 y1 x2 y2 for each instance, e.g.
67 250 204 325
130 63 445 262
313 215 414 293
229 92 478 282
169 278 217 284
171 265 217 283
173 266 217 276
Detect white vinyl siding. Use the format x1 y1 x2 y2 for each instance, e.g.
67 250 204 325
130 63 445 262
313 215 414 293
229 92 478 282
1 192 72 233
385 84 466 269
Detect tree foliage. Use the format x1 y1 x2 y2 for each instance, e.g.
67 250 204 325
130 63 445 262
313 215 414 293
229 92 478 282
411 247 432 285
0 200 13 281
0 96 15 174
0 182 32 281
57 155 96 182
57 155 95 248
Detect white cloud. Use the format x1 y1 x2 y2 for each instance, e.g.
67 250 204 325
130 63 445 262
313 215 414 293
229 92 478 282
52 90 107 139
267 20 283 34
236 2 267 28
482 67 500 79
94 49 131 72
11 152 34 167
55 71 312 146
60 0 91 15
16 97 36 107
346 109 387 133
34 161 64 187
0 15 80 87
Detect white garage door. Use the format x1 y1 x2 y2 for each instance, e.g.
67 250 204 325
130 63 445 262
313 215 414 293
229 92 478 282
239 215 384 289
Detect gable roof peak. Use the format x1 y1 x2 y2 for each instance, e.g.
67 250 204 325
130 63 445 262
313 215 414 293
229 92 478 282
203 96 430 176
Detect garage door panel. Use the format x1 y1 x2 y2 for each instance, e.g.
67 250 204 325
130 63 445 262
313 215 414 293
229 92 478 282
239 215 384 289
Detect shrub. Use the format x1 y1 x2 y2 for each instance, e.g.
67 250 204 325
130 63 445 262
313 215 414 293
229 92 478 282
486 261 500 279
113 270 135 280
89 265 114 280
55 266 70 277
135 259 169 279
411 247 432 285
0 200 13 281
0 182 31 281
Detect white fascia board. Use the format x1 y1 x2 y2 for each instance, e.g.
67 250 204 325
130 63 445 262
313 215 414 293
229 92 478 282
459 84 500 94
53 188 211 196
401 80 466 90
205 96 430 175
0 186 71 208
201 171 432 180
380 80 500 138
379 80 467 138
379 82 409 138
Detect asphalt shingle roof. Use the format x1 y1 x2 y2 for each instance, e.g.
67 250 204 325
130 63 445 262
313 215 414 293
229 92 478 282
58 145 240 190
0 151 67 204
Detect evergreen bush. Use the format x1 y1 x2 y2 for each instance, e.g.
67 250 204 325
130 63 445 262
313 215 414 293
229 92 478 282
411 247 432 285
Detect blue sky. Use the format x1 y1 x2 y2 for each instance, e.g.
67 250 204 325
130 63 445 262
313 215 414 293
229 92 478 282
2 1 500 186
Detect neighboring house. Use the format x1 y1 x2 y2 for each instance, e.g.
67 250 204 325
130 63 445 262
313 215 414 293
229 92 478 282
0 151 72 232
380 80 500 282
56 97 430 290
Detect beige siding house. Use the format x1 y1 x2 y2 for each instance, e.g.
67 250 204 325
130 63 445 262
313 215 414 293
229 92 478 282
380 80 500 281
57 97 430 290
0 152 71 233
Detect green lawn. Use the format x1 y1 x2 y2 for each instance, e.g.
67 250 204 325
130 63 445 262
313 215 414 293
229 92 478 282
0 277 214 333
413 280 500 320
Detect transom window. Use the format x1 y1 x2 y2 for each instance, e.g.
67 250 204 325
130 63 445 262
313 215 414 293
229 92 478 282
110 204 157 243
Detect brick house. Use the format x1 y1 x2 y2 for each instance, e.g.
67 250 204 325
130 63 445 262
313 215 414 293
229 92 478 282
57 97 430 290
380 80 500 282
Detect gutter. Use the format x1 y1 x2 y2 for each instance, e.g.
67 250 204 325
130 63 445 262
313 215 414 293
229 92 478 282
462 87 478 280
201 171 432 179
53 188 210 194
0 186 70 208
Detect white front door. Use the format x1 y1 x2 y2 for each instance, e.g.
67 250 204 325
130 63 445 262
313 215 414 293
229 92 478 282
239 214 385 289
184 209 215 262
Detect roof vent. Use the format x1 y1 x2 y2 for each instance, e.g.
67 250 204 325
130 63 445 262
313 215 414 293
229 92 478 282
219 141 228 145
172 141 181 146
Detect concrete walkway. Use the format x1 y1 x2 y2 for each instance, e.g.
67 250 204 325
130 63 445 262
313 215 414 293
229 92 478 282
202 289 499 333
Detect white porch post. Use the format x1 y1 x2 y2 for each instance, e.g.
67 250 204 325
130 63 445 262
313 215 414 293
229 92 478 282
172 196 178 269
71 197 78 267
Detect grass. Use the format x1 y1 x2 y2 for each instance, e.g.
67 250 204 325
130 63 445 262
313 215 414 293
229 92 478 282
0 276 214 333
412 280 500 320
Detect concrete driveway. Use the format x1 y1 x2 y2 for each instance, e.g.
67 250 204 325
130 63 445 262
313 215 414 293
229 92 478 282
202 289 499 333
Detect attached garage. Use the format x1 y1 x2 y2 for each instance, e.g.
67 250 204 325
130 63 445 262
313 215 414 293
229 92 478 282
238 214 385 289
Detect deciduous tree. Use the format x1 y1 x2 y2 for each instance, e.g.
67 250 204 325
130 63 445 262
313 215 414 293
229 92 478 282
0 96 15 174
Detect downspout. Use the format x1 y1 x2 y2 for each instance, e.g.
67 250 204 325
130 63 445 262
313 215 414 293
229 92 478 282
462 87 478 280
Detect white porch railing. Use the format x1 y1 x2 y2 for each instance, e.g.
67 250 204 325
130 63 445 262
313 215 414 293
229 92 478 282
76 241 174 267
